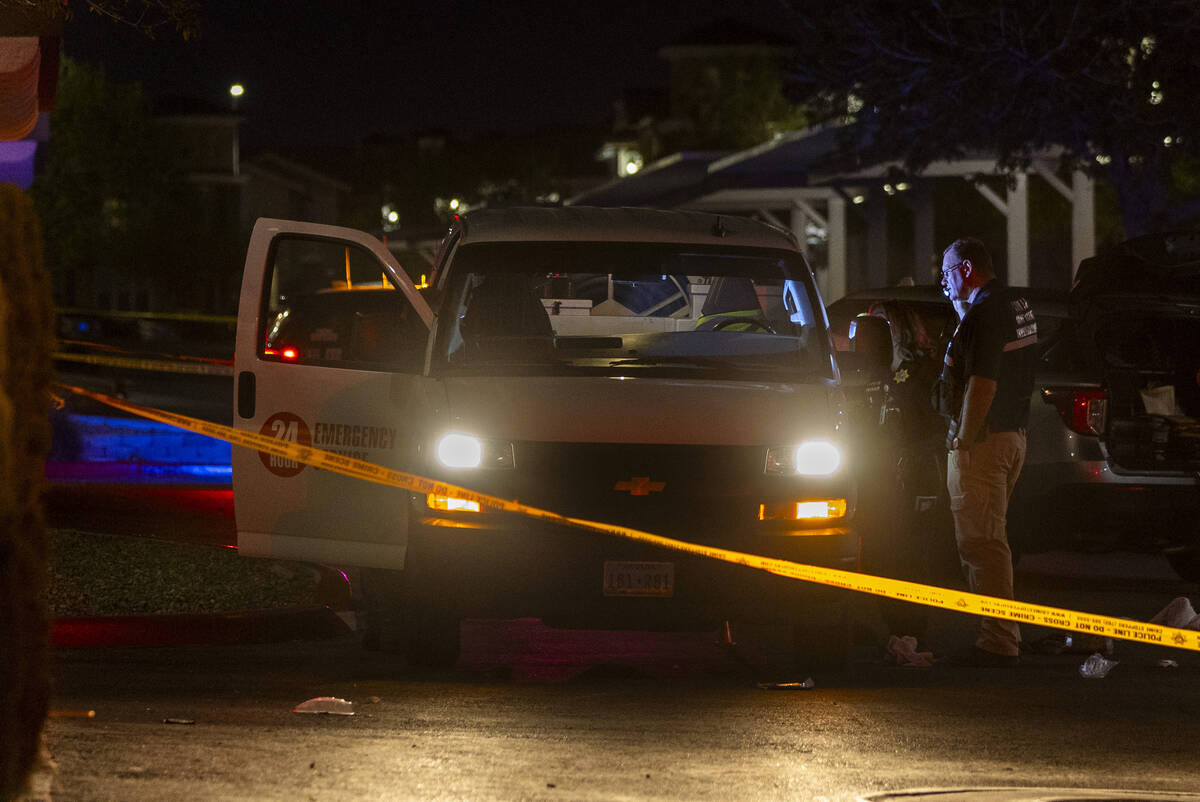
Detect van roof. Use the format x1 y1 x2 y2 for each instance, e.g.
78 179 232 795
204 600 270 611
456 206 798 250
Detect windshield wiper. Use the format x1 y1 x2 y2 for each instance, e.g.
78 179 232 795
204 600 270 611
445 357 579 372
607 357 725 370
609 356 827 380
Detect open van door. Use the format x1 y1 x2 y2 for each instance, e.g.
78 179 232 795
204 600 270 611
233 218 435 569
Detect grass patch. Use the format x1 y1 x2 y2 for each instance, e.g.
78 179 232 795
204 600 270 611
49 529 323 617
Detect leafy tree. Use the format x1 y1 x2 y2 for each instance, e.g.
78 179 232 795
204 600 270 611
668 50 809 153
32 58 207 308
10 0 198 38
783 0 1200 238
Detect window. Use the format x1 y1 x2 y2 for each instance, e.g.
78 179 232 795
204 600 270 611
260 236 426 371
432 241 832 380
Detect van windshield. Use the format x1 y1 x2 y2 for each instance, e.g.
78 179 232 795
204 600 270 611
431 241 834 381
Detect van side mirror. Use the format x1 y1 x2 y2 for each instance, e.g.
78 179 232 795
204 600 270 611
848 314 893 379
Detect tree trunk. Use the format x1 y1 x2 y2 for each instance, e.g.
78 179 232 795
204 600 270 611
0 183 56 800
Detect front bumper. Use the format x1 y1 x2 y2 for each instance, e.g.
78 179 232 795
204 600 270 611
407 440 859 628
409 503 857 630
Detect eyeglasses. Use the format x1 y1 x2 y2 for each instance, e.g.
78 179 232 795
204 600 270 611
942 261 968 278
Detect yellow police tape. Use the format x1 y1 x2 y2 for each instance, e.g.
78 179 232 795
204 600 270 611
53 350 234 376
53 351 234 377
56 381 1200 654
57 307 236 325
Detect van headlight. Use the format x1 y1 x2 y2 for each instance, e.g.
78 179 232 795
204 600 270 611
764 441 841 476
435 433 515 469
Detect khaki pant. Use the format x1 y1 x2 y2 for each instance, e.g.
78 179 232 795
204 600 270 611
946 430 1026 656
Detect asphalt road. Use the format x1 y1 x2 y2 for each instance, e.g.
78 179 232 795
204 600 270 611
37 431 1200 800
40 551 1200 802
43 621 1200 802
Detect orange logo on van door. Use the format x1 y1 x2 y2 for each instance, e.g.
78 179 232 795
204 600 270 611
259 412 312 478
613 476 665 496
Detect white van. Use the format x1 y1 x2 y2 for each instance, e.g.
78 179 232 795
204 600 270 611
233 206 864 670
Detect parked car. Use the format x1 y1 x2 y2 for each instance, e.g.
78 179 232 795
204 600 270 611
233 207 867 671
826 233 1200 580
1068 231 1200 578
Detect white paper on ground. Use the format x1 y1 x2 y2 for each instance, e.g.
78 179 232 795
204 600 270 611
292 697 355 715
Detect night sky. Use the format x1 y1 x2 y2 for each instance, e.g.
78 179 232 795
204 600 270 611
62 0 797 148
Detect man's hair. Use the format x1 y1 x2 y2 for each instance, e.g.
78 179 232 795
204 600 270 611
944 237 994 276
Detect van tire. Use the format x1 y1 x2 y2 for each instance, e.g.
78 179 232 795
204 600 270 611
360 567 461 666
358 567 406 653
400 597 461 669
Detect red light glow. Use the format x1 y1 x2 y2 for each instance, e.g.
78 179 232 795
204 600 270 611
1043 388 1106 435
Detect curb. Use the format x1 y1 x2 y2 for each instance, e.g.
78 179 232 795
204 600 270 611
52 605 355 649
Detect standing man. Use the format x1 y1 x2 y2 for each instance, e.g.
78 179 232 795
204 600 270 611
938 237 1037 666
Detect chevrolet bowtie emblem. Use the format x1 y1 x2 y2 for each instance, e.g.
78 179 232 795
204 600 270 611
613 476 665 496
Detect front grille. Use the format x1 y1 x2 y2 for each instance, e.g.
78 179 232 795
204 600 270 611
453 441 845 548
525 442 758 535
418 441 858 626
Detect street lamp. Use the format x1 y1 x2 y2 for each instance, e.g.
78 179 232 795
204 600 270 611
381 204 400 233
618 147 643 177
229 84 244 176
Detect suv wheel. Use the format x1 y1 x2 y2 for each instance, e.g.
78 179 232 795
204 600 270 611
1165 547 1200 584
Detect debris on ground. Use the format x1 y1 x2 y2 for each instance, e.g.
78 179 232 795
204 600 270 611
1029 631 1114 656
1079 652 1119 679
48 710 94 719
292 697 355 715
756 678 816 690
886 634 935 668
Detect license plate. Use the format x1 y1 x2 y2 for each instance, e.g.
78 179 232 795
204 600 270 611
603 561 675 598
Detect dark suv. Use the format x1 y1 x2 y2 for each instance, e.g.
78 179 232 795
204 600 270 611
827 234 1200 580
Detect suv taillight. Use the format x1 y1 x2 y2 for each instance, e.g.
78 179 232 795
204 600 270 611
1042 388 1106 435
